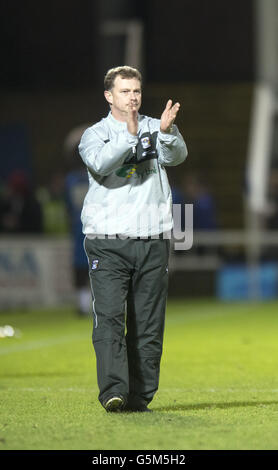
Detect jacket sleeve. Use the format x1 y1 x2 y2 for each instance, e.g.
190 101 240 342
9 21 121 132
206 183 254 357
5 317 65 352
156 125 188 166
78 126 139 176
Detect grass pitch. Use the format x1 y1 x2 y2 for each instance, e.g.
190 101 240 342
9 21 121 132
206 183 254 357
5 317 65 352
1 299 278 450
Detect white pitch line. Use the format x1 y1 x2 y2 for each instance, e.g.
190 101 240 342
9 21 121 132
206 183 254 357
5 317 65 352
0 333 89 356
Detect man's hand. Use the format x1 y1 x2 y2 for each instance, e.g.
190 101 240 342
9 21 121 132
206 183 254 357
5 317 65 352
160 99 180 133
127 103 138 136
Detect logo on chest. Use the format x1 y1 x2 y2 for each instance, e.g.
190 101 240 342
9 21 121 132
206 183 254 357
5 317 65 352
141 136 151 149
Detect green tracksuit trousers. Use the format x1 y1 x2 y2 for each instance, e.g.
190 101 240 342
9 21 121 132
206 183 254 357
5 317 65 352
84 235 170 409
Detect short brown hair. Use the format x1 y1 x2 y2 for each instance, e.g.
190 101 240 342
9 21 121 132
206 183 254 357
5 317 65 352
104 66 142 91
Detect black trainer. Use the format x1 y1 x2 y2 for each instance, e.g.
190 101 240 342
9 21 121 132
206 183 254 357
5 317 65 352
104 396 124 412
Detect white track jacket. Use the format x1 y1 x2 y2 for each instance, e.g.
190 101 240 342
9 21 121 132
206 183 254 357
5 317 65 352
78 112 188 237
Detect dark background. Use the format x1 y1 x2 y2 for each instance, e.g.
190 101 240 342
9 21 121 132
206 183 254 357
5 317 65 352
1 0 254 90
0 0 255 229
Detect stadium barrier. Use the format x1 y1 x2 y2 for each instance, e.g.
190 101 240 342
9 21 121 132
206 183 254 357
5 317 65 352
0 236 75 309
1 231 278 308
170 230 278 300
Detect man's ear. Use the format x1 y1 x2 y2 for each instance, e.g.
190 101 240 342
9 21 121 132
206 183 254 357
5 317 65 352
104 90 113 105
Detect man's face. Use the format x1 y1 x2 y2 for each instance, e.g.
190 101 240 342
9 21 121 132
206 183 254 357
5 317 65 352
105 76 142 120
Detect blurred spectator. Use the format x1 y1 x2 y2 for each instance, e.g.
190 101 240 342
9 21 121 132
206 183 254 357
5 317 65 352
183 173 218 230
37 172 69 235
182 173 218 256
64 125 91 317
171 183 186 232
0 169 42 234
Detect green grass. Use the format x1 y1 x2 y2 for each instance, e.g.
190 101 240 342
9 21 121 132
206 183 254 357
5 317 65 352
1 299 278 450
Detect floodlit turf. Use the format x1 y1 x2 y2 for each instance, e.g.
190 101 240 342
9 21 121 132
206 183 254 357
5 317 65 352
1 299 278 450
